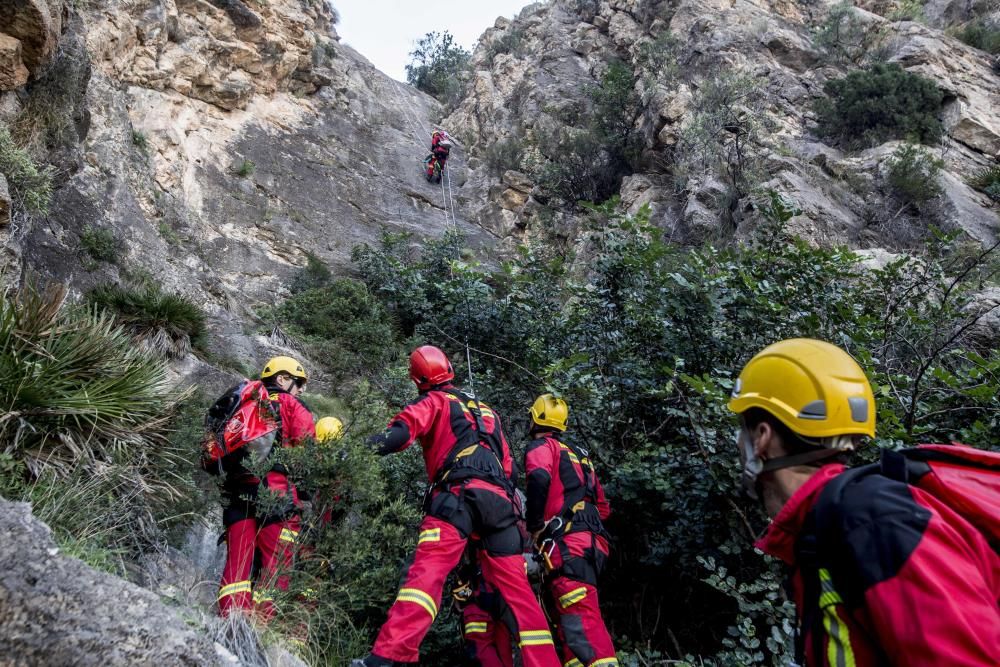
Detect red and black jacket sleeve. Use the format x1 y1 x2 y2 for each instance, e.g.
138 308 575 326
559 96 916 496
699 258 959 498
524 436 556 533
370 392 436 456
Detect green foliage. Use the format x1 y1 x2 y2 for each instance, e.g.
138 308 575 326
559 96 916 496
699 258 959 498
0 126 53 216
888 0 926 22
636 31 681 92
88 282 208 358
0 282 198 560
812 2 886 64
483 137 525 176
530 60 642 204
885 142 944 204
345 202 999 662
405 31 471 106
814 63 944 149
954 17 1000 54
132 130 149 155
967 164 1000 202
291 251 333 293
236 158 256 177
264 277 398 386
486 26 527 62
80 225 119 264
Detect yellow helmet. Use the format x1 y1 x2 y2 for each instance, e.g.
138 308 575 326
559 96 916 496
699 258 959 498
261 356 307 380
728 338 875 440
315 416 344 443
530 394 568 431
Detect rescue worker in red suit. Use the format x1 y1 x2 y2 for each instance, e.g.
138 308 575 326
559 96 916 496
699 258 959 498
728 338 1000 666
524 394 618 667
426 129 452 180
453 549 514 667
214 356 315 618
352 345 559 667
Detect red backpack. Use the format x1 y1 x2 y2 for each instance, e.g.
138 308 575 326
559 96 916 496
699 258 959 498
200 380 281 474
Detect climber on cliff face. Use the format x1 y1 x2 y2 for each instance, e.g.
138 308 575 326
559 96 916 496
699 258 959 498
425 129 453 183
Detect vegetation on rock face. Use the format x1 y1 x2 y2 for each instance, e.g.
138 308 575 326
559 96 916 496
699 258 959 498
0 126 54 217
967 164 1000 202
0 282 204 574
88 282 207 358
885 142 944 205
812 2 887 64
954 17 1000 54
405 31 471 106
80 225 120 264
814 63 944 149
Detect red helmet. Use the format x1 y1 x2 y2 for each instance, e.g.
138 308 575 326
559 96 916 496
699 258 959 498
409 345 454 390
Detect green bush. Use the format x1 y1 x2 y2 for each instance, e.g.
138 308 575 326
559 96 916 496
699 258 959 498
236 158 256 177
80 225 119 264
486 26 526 62
266 278 398 386
483 137 525 176
812 2 886 64
88 282 207 358
814 63 944 149
0 281 197 565
954 18 1000 54
885 142 944 204
888 0 925 22
0 126 53 216
967 164 1000 202
290 251 333 293
405 31 471 106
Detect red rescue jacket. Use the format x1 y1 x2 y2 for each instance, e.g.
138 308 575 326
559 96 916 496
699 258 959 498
383 385 515 493
757 463 1000 667
524 433 610 534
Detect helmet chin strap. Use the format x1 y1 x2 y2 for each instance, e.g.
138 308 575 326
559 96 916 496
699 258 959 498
759 447 844 473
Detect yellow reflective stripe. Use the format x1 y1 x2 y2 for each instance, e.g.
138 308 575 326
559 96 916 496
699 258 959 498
558 586 588 608
453 445 479 460
279 528 299 543
519 629 554 647
589 659 620 667
818 568 856 667
571 500 586 513
218 580 252 600
564 660 584 667
396 587 438 619
464 622 489 634
418 528 441 544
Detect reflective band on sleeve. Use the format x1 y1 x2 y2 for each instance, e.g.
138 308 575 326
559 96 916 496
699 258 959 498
589 659 620 666
818 568 856 667
279 528 299 543
464 622 489 635
519 629 554 647
418 528 441 544
218 580 252 600
252 590 274 604
558 586 588 608
564 660 584 667
396 587 438 619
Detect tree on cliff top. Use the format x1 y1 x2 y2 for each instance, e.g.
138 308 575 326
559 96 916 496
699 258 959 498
405 31 471 106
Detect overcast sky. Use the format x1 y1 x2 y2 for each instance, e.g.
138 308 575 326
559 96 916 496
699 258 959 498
332 1 532 81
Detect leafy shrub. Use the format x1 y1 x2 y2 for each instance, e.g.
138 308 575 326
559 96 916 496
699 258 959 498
812 2 886 64
265 278 398 386
483 137 525 176
888 0 925 22
236 158 255 177
486 26 526 62
88 282 207 358
967 164 1000 202
530 60 642 204
290 251 333 293
815 63 944 148
405 31 471 106
132 130 149 155
80 225 119 263
0 126 53 216
885 142 944 204
954 18 1000 54
0 282 196 563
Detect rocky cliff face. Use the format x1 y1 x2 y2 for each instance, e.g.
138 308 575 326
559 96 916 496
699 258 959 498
448 0 998 247
0 0 488 386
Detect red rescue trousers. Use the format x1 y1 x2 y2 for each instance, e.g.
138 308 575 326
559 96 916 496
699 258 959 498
217 515 301 618
463 600 514 667
548 577 617 667
370 484 559 666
